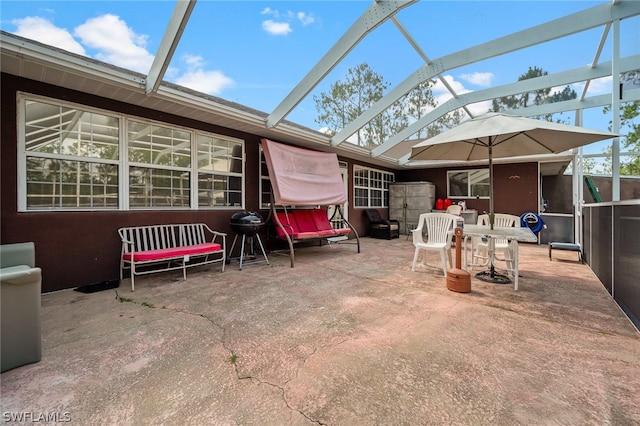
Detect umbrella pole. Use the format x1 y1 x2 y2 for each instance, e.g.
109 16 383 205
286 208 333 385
489 140 495 277
488 139 494 230
481 139 510 284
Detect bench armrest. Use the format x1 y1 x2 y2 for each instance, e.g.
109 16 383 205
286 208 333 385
0 243 36 269
0 266 42 285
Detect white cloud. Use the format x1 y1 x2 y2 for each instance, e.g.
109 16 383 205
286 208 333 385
428 75 491 117
261 7 274 16
465 100 493 117
260 8 314 35
10 13 235 96
432 75 471 104
174 54 234 95
175 70 234 95
460 72 494 87
11 16 86 55
297 12 315 26
262 19 292 35
182 53 204 68
74 14 154 73
585 76 613 95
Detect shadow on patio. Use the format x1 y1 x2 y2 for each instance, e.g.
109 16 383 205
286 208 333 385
2 237 639 425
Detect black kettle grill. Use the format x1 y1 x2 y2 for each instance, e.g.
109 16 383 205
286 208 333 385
228 211 269 270
230 211 264 236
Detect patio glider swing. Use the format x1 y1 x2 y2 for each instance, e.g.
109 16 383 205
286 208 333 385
261 139 360 267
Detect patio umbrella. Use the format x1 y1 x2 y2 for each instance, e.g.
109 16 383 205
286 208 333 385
409 112 617 227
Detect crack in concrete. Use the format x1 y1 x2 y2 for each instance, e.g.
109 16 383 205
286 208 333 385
134 297 326 425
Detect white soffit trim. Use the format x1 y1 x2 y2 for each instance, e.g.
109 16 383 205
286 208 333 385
0 32 146 89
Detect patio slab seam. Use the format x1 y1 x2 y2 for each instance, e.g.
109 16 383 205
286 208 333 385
116 291 331 425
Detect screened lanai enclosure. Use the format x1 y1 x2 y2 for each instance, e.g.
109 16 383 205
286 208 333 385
1 0 639 327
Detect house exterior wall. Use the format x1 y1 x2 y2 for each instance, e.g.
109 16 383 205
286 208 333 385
2 72 551 293
1 74 374 292
397 162 540 218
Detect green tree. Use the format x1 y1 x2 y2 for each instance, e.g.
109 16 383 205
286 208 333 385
599 70 640 176
402 80 464 139
314 64 462 147
602 96 640 176
491 66 577 122
314 63 396 148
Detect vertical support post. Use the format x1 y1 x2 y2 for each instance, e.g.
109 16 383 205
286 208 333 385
611 19 621 202
573 110 584 247
611 19 621 298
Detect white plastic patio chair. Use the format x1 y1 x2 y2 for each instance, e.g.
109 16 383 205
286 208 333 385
472 213 520 272
411 213 457 275
445 204 462 216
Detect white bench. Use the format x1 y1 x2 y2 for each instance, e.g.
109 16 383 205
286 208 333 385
118 223 226 291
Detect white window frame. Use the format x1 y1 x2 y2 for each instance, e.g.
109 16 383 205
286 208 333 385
259 145 271 209
353 165 394 208
446 169 490 199
17 93 245 212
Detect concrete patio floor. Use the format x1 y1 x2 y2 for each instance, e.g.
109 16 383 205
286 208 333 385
2 237 639 425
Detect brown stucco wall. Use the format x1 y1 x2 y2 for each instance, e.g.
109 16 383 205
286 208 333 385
1 73 373 292
3 72 549 292
397 162 540 217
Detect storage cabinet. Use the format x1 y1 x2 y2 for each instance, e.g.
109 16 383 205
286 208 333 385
389 182 436 234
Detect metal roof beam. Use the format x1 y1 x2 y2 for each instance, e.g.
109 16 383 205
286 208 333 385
265 0 417 129
398 87 640 165
390 16 474 119
580 23 611 101
373 54 639 158
145 0 197 95
504 87 640 118
331 0 640 147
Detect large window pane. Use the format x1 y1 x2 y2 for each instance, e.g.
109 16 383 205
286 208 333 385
448 171 469 196
129 166 190 208
197 135 242 173
21 96 245 212
198 173 242 207
128 121 191 167
354 166 394 208
447 169 490 198
197 134 243 208
26 157 118 209
24 99 120 210
26 101 119 159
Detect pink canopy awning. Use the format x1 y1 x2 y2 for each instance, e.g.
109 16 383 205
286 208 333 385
261 139 347 206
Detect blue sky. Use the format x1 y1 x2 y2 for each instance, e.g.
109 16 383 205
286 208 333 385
2 1 639 158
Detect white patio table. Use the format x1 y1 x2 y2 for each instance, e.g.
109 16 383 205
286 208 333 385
460 224 538 291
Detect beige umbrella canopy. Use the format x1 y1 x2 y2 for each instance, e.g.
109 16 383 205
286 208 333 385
409 112 617 226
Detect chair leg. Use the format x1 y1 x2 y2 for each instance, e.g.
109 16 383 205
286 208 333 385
502 247 512 275
440 250 447 275
411 248 421 272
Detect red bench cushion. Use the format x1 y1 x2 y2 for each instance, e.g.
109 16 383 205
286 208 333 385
331 228 352 236
275 211 320 239
123 243 222 262
274 209 350 239
274 212 298 238
293 210 317 232
310 209 333 231
311 209 351 236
